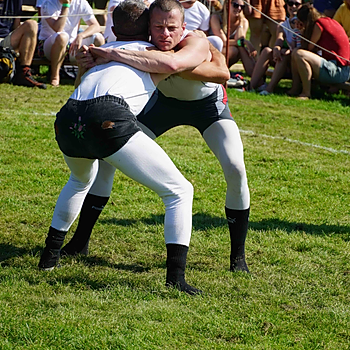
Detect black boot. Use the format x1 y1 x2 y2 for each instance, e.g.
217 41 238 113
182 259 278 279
61 194 109 257
225 207 250 273
38 227 66 270
165 244 202 295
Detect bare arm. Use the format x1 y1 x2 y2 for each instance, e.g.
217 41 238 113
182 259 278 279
69 17 101 56
308 23 322 52
45 1 70 32
88 36 209 74
210 14 227 45
272 23 287 61
178 42 230 84
12 18 21 30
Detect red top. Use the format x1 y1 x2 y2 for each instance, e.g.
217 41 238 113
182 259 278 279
316 17 350 66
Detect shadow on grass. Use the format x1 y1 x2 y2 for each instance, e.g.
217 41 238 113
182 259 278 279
101 213 350 237
0 214 348 263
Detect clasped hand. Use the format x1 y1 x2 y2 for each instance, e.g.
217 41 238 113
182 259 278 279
75 45 113 69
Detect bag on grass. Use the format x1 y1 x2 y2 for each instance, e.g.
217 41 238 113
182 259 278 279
0 46 18 83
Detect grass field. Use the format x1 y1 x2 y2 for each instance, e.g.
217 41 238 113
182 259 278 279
0 79 349 349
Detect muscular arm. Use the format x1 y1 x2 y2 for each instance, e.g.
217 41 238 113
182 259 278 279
89 35 209 74
178 42 230 84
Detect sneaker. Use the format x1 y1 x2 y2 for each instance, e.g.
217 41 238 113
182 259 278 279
38 248 60 271
257 83 268 92
259 90 271 96
13 67 47 89
227 77 245 88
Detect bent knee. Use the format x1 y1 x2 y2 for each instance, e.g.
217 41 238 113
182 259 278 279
55 32 69 45
93 33 105 46
224 162 247 185
22 20 38 35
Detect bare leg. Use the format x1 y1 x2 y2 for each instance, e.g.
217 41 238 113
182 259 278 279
265 54 290 93
250 47 273 89
265 21 279 48
10 20 38 65
50 33 69 86
287 49 302 96
228 46 240 68
239 47 256 77
248 18 264 54
294 49 321 98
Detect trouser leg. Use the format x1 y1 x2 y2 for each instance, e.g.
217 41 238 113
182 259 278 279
38 157 98 269
61 160 116 256
203 119 250 272
103 132 200 293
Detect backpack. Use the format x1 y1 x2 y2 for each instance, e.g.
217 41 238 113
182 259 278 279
0 46 18 83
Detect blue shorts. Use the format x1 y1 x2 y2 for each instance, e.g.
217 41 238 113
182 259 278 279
313 0 343 12
55 95 141 159
318 59 350 84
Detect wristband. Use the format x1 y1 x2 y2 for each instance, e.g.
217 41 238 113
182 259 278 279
237 38 244 47
62 3 70 7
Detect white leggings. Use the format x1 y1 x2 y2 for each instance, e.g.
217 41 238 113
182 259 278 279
51 131 193 246
88 119 250 212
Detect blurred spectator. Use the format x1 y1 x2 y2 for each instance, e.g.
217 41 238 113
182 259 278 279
210 0 256 75
86 0 108 25
248 0 286 53
287 3 350 99
183 0 223 51
313 0 342 17
104 0 122 42
39 0 105 86
0 0 46 88
250 0 303 94
333 0 350 40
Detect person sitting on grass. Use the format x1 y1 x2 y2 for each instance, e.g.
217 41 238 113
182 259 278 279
210 0 256 76
249 0 304 95
38 0 105 86
0 0 46 89
287 3 350 100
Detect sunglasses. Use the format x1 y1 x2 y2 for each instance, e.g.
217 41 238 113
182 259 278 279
287 1 302 7
232 2 245 9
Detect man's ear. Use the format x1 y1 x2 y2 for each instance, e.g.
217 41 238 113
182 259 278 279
182 22 187 31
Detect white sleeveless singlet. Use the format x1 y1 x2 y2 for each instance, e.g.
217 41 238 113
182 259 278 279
71 41 156 116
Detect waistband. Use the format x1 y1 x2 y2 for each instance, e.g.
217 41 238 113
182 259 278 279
68 95 129 109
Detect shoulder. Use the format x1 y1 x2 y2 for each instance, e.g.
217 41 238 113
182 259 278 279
196 1 210 13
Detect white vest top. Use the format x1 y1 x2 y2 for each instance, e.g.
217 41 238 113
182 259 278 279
71 41 156 116
157 30 218 101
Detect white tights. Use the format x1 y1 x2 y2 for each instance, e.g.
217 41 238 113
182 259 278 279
86 119 250 214
51 131 193 246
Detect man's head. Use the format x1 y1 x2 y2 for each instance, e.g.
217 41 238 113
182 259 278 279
112 0 149 41
148 0 186 51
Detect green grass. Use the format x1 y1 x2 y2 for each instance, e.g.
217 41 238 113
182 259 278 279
0 80 349 349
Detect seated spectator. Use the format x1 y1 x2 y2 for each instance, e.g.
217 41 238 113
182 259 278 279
313 0 343 17
0 0 46 88
287 3 350 99
86 0 108 26
39 0 105 86
248 0 286 54
250 0 304 94
333 0 350 41
183 0 223 51
210 0 256 75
